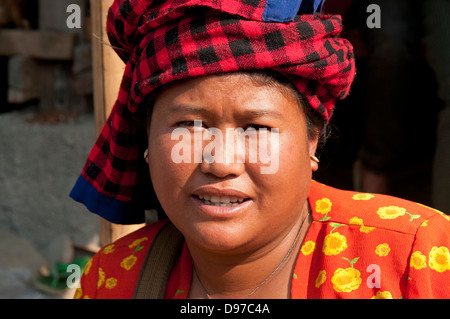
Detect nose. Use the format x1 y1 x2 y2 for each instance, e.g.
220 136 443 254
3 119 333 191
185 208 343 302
199 128 245 178
200 156 245 178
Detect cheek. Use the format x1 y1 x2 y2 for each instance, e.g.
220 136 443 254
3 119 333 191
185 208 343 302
286 134 313 188
276 131 311 177
148 133 191 202
253 132 311 211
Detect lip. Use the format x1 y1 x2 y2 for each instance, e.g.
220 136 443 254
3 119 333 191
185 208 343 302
191 186 252 218
192 187 251 199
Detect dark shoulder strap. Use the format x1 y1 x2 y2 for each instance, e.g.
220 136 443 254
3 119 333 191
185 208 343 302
133 222 184 299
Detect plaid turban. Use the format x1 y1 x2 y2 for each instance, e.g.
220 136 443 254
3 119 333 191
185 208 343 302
70 0 356 224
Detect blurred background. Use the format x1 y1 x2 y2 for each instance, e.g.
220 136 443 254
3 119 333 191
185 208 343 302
0 0 99 298
0 0 448 298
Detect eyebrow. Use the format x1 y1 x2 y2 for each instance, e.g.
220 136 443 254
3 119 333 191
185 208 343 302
168 105 212 115
244 109 284 119
167 104 284 119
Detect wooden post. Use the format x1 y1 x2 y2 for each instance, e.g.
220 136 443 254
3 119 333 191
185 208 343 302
90 0 122 133
90 0 144 246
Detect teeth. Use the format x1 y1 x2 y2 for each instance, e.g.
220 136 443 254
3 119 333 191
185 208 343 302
210 195 220 203
197 195 246 207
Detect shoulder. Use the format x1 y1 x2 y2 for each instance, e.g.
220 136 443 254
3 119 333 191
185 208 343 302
308 180 450 235
304 181 450 298
75 220 169 299
107 219 169 250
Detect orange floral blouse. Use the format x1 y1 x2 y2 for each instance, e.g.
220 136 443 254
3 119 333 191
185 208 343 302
75 181 450 299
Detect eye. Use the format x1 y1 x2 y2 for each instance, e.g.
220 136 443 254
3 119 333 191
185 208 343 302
245 124 272 131
176 121 195 127
176 120 207 128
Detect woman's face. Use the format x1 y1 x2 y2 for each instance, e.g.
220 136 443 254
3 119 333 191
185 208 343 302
148 74 319 254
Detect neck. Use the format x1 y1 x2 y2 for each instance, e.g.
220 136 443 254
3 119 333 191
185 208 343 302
187 204 312 299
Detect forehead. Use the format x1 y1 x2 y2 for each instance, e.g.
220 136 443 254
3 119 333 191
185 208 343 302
153 73 304 118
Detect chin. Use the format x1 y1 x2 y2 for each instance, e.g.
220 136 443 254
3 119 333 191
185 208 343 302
182 219 257 254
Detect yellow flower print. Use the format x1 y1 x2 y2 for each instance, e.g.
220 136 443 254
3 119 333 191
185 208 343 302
97 268 105 289
105 277 118 289
420 220 428 227
83 258 92 276
349 217 375 233
315 270 326 288
410 251 427 270
332 268 361 293
377 206 407 219
377 206 420 221
121 254 138 271
375 243 391 257
323 232 348 256
129 237 148 249
349 217 364 226
371 291 393 299
301 241 316 256
352 193 375 201
360 226 376 233
332 257 361 293
102 244 115 255
315 198 332 214
74 287 82 299
429 246 450 273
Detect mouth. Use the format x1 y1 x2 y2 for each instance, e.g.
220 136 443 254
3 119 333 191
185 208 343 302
193 194 248 207
191 187 252 216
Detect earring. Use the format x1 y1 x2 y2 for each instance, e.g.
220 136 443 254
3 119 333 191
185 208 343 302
143 149 149 160
310 155 320 163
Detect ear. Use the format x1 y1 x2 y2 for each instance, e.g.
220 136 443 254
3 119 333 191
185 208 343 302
144 149 149 164
310 156 319 172
308 137 319 172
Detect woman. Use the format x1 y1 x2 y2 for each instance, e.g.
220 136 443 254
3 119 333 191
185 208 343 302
71 0 450 299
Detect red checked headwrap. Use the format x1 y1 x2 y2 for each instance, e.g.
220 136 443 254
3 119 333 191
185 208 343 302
70 0 356 224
